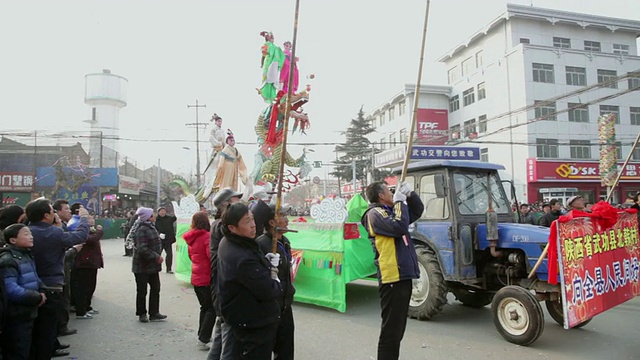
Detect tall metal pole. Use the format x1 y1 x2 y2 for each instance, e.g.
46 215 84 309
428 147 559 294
187 99 207 189
323 168 327 197
400 0 432 182
156 159 161 210
274 0 301 254
352 159 357 196
99 131 103 168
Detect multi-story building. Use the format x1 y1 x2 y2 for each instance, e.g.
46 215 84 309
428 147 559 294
367 84 451 162
367 4 640 205
442 3 640 204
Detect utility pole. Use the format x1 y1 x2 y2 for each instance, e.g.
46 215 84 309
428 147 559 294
352 159 357 197
156 159 161 210
186 99 207 189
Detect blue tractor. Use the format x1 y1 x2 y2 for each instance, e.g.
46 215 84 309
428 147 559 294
400 160 584 345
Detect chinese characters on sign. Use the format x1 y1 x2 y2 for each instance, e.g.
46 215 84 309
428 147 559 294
557 212 640 329
411 146 480 161
0 172 35 191
416 109 449 145
374 146 407 168
375 146 481 168
529 159 640 181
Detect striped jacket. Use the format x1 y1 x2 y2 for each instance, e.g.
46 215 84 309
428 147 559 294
362 193 424 284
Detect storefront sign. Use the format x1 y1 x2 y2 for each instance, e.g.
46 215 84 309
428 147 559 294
416 109 449 145
0 172 35 191
375 146 406 168
411 146 480 161
119 175 141 195
529 159 640 182
557 212 640 328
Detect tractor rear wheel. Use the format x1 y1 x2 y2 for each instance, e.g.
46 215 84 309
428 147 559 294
408 247 448 320
451 288 494 308
491 286 545 346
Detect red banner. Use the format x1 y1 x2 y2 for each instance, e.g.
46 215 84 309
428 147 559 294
529 159 640 182
416 109 448 145
557 212 640 328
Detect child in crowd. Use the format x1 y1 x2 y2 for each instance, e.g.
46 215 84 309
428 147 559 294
0 223 46 359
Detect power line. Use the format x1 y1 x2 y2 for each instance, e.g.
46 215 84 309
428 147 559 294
2 73 639 149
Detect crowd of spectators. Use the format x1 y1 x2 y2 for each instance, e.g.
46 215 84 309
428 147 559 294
512 194 640 227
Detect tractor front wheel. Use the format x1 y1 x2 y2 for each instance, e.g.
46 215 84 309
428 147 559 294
491 286 545 346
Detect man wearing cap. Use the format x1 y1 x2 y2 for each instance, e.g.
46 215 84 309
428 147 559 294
207 188 242 360
155 207 177 274
538 199 562 227
567 195 586 211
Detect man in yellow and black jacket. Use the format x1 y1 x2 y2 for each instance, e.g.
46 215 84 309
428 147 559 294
361 181 424 360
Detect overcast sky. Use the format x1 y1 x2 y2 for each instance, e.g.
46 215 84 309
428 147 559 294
0 0 638 180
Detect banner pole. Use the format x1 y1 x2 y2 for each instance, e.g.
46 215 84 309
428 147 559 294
400 0 431 183
273 0 301 254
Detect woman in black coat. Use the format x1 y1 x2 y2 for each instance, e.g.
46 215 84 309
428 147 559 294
216 203 282 359
131 207 166 323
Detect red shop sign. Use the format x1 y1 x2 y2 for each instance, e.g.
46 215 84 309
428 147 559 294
529 159 640 182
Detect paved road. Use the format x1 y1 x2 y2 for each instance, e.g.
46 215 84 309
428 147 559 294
61 238 640 359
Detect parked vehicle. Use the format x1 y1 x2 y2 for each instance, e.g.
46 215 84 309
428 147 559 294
400 160 586 346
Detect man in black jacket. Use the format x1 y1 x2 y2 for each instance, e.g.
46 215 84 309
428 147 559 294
538 198 562 227
28 199 89 359
155 207 177 274
216 202 281 359
207 188 242 360
254 202 295 360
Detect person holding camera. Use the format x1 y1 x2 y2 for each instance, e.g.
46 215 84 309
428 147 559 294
28 198 89 359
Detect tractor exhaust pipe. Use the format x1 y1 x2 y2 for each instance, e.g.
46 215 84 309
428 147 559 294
486 208 502 258
486 171 502 258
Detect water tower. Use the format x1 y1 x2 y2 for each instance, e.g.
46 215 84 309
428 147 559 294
84 69 128 168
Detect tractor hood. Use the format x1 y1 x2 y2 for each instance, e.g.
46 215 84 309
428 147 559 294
477 223 550 246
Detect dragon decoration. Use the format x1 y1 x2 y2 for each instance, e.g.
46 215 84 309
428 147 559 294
251 30 313 192
193 31 314 203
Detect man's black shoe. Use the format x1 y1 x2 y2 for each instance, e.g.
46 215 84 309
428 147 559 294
149 313 167 321
58 343 70 350
52 349 70 357
58 328 77 336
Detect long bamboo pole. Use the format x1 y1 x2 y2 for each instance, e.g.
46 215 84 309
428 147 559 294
273 0 301 254
400 0 432 182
